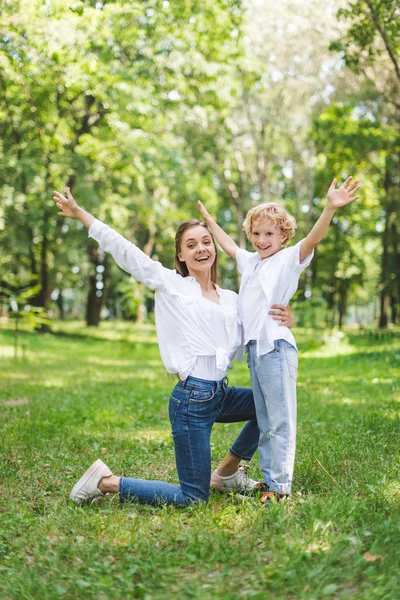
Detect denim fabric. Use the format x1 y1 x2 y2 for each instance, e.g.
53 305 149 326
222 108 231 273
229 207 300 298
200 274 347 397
119 376 259 507
247 339 298 495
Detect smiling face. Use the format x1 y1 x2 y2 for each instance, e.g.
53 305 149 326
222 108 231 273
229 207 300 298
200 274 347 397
250 219 287 259
177 224 217 277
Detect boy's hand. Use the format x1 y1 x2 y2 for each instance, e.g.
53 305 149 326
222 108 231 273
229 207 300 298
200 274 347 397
327 177 360 210
197 200 238 259
197 200 211 223
53 188 81 219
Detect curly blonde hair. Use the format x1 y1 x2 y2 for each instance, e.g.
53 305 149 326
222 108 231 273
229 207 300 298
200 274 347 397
243 202 297 243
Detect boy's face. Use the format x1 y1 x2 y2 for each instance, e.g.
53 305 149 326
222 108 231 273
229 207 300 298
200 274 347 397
250 219 287 259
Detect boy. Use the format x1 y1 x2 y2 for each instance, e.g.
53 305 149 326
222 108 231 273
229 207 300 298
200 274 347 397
198 176 360 503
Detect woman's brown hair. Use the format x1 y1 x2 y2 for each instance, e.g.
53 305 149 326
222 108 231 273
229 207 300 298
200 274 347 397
174 220 219 283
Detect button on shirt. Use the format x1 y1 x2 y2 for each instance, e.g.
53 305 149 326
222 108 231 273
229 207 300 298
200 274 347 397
236 241 314 356
89 220 244 381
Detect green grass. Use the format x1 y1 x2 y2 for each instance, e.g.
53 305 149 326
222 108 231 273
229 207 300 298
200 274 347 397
0 322 399 600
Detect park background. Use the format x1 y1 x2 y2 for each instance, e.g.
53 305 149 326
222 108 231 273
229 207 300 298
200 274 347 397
0 1 399 599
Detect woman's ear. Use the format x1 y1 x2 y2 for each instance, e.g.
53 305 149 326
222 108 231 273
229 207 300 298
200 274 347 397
178 253 185 262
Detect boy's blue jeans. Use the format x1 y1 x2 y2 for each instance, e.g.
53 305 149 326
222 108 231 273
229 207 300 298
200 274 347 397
247 339 298 495
119 376 259 506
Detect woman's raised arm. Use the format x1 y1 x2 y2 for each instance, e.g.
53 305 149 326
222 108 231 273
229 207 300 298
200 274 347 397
53 188 95 229
53 188 169 291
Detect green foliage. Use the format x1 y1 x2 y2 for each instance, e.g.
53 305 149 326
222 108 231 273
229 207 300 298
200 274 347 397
0 0 398 327
0 0 245 320
0 274 50 355
331 0 399 74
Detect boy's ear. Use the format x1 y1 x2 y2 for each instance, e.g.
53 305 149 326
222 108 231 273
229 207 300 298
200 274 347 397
281 232 288 244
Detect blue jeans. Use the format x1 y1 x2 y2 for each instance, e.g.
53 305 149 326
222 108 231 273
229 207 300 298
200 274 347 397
247 339 298 495
119 376 259 506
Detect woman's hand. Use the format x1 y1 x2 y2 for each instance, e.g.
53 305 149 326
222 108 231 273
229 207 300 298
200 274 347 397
53 188 95 229
53 188 81 218
269 304 295 328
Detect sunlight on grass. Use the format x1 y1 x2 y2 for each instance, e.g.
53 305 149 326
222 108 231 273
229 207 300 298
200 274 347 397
1 371 30 380
382 481 400 506
0 344 20 358
86 357 136 367
130 429 171 443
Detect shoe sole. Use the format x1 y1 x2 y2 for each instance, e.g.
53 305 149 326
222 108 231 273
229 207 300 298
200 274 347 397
210 478 259 493
210 485 254 497
69 459 105 505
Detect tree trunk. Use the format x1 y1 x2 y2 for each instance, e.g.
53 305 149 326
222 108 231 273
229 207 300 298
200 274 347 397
337 281 347 330
326 290 336 329
30 212 52 332
86 245 108 326
378 156 397 328
379 292 389 328
390 293 397 325
136 189 158 324
86 273 103 326
56 289 65 320
379 216 389 328
390 194 399 325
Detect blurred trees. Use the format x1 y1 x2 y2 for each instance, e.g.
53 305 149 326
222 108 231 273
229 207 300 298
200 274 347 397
328 0 399 326
0 0 397 328
0 0 242 325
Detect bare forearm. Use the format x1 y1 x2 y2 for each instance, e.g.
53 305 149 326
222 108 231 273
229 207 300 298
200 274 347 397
300 205 335 262
74 207 95 229
205 217 239 258
197 200 239 258
307 205 336 245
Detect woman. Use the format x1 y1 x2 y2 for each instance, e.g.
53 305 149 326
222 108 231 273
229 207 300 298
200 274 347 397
53 188 294 507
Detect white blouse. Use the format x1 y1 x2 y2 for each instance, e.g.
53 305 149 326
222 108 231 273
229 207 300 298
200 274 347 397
89 220 244 381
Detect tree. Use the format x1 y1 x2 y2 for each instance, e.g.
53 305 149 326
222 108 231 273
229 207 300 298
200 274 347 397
330 0 400 326
0 0 246 325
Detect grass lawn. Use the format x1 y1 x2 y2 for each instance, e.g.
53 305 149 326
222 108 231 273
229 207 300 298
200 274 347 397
0 321 399 600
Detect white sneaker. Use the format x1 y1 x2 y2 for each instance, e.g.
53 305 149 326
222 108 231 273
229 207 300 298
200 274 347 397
69 459 112 505
210 467 259 493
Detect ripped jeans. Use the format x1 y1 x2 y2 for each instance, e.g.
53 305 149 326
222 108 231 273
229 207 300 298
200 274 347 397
247 339 298 495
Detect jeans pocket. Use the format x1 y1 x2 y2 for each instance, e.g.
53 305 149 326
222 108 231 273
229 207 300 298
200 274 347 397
169 396 182 426
284 344 298 381
189 388 215 403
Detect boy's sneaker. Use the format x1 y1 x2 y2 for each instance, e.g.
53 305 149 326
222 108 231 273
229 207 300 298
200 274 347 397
69 459 112 505
235 481 270 500
260 491 290 504
210 467 258 493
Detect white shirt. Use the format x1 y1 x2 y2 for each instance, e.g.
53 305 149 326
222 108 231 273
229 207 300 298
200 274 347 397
240 265 265 344
236 240 314 356
89 220 244 381
190 297 233 381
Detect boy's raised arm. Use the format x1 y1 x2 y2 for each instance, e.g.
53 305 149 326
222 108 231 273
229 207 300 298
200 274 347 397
197 201 239 259
300 176 360 263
